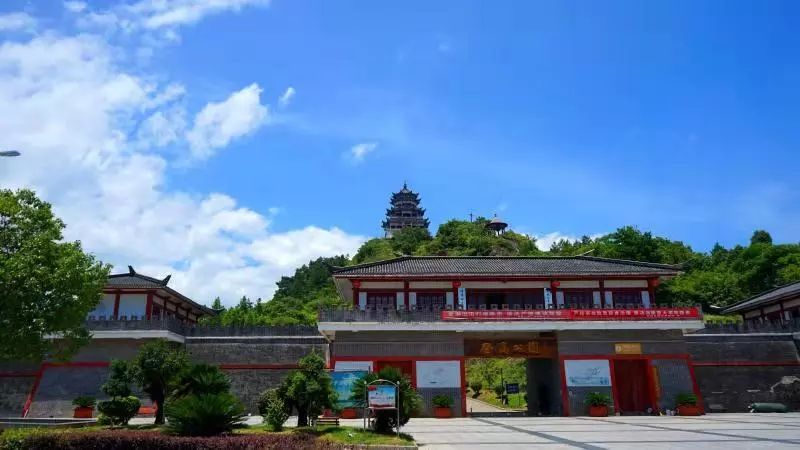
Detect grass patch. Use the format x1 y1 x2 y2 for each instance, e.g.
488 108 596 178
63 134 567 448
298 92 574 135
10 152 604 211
477 391 526 409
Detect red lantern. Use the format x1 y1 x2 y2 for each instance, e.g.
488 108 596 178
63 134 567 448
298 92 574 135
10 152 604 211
452 281 461 288
352 280 361 289
550 281 561 288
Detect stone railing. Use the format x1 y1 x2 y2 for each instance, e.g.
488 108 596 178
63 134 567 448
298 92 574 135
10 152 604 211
85 318 185 334
85 319 320 338
689 318 800 334
184 325 320 337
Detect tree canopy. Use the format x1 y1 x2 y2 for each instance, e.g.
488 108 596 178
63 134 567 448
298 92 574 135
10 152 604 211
0 189 109 361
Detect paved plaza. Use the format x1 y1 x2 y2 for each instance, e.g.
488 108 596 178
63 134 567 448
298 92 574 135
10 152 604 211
399 413 800 449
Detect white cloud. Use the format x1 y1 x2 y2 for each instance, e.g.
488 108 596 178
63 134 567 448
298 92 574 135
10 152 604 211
0 12 37 32
0 25 364 306
64 1 88 13
532 232 605 252
127 0 271 30
186 83 269 160
347 142 378 164
278 86 295 107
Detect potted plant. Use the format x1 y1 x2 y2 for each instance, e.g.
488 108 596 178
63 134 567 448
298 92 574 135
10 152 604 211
676 393 702 416
585 392 611 417
432 394 454 418
72 396 96 418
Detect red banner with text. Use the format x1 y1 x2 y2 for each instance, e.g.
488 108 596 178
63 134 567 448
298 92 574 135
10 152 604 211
441 307 700 321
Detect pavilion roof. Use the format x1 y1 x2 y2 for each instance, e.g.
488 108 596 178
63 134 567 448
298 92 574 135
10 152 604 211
722 280 800 314
106 267 215 316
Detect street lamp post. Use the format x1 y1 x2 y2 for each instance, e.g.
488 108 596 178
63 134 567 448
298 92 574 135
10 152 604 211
0 150 21 157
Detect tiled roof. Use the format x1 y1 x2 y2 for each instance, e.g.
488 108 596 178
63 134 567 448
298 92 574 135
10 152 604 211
332 256 680 277
106 274 167 289
722 280 800 314
105 267 214 315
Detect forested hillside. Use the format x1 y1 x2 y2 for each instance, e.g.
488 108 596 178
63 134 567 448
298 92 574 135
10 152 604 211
205 218 800 326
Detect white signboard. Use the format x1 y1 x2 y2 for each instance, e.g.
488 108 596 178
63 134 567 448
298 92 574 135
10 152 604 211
564 360 611 387
457 287 467 309
544 288 553 308
415 361 461 388
335 361 373 372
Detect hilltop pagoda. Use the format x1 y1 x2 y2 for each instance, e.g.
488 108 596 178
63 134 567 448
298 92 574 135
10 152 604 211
382 183 430 237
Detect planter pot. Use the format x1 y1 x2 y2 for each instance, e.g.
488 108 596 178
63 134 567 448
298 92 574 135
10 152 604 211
73 406 93 418
677 405 702 416
340 408 358 419
433 407 452 418
588 405 608 417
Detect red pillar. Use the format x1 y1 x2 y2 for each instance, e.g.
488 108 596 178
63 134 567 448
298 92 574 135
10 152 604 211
145 291 154 320
460 358 467 417
403 281 410 310
352 280 361 309
648 278 659 307
112 292 121 319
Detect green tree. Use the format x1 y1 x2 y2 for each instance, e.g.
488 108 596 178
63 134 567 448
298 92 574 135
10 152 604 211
211 297 224 311
130 340 189 425
352 238 397 264
173 363 231 398
750 230 773 245
390 227 432 255
278 352 336 427
351 366 422 433
0 189 110 361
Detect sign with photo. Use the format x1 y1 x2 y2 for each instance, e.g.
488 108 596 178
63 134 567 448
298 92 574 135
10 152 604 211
331 370 366 408
564 360 611 387
368 385 397 409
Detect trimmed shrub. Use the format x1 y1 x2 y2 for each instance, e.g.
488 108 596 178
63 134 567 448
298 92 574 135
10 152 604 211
258 389 290 431
165 393 245 436
0 428 47 450
9 430 340 450
97 396 141 427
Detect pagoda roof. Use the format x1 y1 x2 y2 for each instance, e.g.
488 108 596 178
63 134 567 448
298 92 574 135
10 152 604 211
333 255 680 278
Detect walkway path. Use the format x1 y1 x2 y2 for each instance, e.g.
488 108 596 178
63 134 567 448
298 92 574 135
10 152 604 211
401 413 800 449
466 397 509 414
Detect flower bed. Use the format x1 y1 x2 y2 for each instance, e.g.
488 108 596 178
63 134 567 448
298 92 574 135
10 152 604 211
2 430 343 450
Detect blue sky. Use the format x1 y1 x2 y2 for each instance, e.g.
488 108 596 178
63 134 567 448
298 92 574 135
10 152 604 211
1 0 798 303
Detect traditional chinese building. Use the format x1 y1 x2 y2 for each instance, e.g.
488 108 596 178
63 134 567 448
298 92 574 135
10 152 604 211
721 280 800 324
381 183 430 237
319 255 705 417
88 266 214 324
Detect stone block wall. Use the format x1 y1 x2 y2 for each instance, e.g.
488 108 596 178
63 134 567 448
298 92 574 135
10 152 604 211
0 377 35 417
687 333 800 412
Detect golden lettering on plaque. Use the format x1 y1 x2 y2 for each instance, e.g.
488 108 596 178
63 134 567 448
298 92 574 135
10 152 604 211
479 342 494 355
527 340 540 354
496 341 510 355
